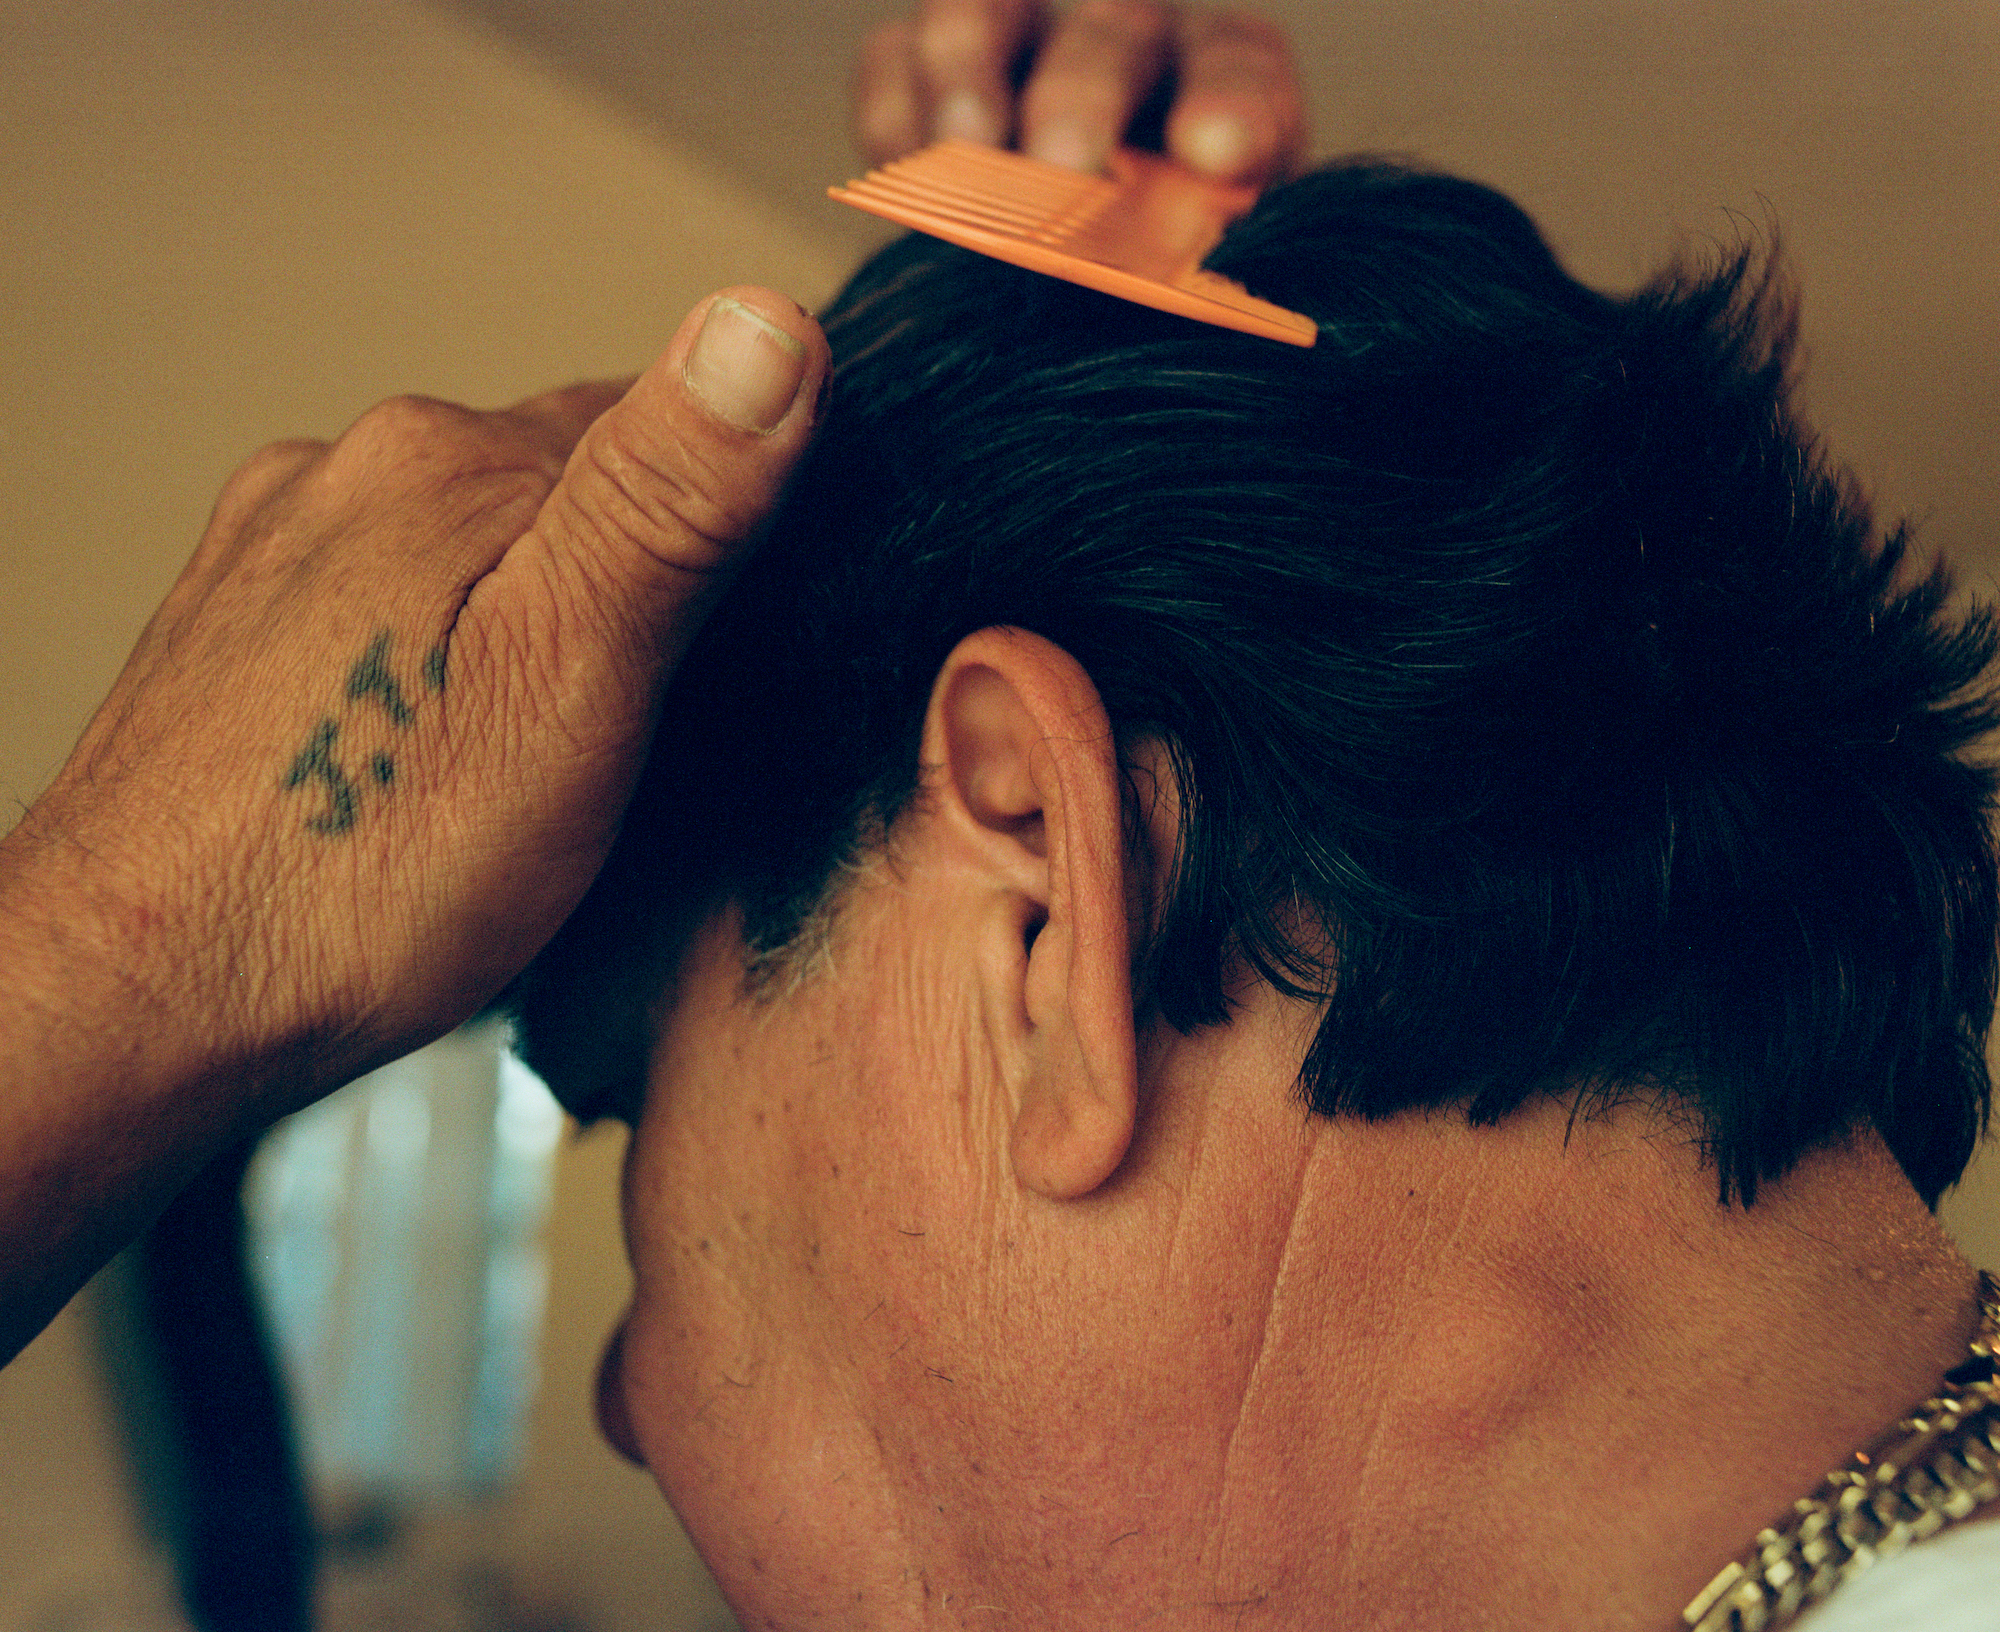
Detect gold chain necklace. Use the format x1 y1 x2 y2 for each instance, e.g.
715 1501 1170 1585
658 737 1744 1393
1682 1268 2000 1631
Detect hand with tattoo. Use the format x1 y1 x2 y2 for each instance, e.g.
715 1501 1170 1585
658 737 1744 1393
0 288 828 1361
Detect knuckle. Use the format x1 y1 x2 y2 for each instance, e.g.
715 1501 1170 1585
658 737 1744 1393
332 394 485 489
352 392 483 449
333 395 543 502
235 436 326 482
202 437 328 554
219 437 324 507
297 394 561 555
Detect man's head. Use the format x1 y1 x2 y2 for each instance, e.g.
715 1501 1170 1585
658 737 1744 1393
521 159 1998 1207
510 160 2000 1621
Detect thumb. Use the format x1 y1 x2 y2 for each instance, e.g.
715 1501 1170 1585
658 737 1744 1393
519 286 830 671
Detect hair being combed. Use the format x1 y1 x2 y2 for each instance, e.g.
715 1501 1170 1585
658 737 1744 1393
513 160 2000 1208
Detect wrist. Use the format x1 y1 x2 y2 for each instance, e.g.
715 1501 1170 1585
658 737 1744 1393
0 810 258 1360
0 796 302 1132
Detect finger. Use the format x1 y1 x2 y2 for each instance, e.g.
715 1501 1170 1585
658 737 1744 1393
1165 9 1307 183
1019 0 1175 173
913 0 1051 147
512 287 829 668
855 19 927 164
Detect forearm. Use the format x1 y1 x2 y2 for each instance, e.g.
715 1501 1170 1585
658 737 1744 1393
0 286 826 1368
0 816 255 1365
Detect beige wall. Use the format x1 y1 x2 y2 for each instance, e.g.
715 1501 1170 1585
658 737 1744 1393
1 3 1996 1628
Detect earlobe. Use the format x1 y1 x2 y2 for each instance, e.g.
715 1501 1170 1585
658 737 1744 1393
923 628 1142 1201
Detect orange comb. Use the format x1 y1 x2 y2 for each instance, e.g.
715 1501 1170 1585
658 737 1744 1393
829 140 1317 347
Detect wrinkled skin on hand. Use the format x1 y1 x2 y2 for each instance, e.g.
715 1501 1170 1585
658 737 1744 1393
2 288 828 1122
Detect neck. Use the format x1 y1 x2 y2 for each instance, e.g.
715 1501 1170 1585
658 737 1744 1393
807 965 1990 1632
1192 1098 1984 1632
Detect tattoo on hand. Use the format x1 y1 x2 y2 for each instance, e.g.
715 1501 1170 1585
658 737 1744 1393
283 718 360 835
347 631 416 727
281 628 433 836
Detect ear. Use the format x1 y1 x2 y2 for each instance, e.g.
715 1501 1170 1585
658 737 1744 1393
920 627 1141 1200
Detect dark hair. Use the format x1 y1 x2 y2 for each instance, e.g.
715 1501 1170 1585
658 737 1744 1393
513 160 2000 1207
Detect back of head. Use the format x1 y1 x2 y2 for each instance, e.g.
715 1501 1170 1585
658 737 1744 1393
516 159 2000 1208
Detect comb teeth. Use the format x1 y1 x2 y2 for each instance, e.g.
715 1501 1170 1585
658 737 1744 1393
831 141 1317 347
890 141 1117 232
853 162 1107 241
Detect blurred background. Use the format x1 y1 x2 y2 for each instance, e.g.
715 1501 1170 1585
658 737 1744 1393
2 2 1996 1628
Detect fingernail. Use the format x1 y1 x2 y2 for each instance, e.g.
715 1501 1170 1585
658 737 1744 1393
1026 121 1101 173
683 297 808 434
937 90 1001 145
1178 113 1253 178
